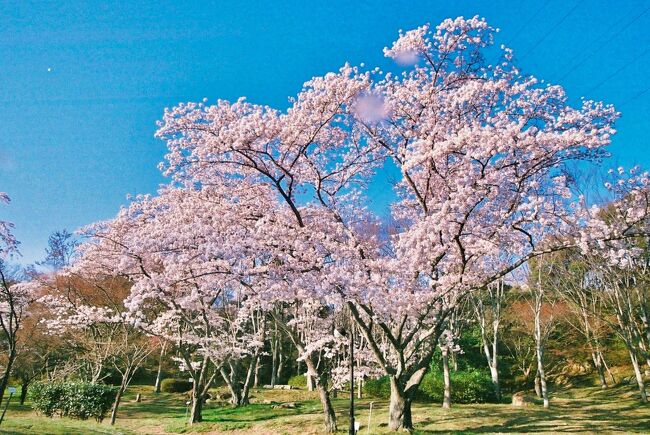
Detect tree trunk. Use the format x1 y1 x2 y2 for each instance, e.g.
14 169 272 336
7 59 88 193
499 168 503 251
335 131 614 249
629 349 648 403
0 347 16 407
536 350 549 408
188 357 209 425
442 347 451 409
591 351 607 389
240 354 258 406
302 352 336 433
189 388 203 423
450 350 458 372
534 371 542 398
357 377 363 399
388 377 413 431
600 352 616 385
221 365 243 407
489 363 501 402
316 382 337 433
279 315 337 432
307 373 315 391
277 340 285 383
154 343 166 394
533 280 549 408
253 358 261 388
19 380 28 405
109 383 126 425
270 335 278 387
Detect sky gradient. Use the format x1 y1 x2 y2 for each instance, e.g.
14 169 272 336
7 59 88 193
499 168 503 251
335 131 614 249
1 0 649 264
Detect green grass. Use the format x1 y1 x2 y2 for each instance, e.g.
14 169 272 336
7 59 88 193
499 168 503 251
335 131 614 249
0 382 648 434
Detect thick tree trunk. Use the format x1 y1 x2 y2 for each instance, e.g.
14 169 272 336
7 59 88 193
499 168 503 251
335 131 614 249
307 373 315 391
442 347 451 409
188 357 210 425
316 382 337 433
189 388 203 423
301 350 336 432
388 377 413 431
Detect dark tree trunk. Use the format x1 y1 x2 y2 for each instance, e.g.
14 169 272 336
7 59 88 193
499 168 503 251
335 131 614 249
188 357 210 425
19 380 29 405
0 347 16 408
190 388 203 423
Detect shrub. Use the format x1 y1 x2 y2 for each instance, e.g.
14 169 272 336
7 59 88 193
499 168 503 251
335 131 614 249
363 376 391 399
287 374 307 389
419 369 497 404
30 382 117 422
29 382 63 417
160 378 193 393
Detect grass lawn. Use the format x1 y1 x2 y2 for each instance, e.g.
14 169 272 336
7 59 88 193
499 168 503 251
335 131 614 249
0 383 648 434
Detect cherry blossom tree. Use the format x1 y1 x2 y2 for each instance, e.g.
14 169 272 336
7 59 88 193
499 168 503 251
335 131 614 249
38 273 155 425
338 16 628 430
574 168 650 402
83 15 649 432
0 267 37 407
76 186 270 423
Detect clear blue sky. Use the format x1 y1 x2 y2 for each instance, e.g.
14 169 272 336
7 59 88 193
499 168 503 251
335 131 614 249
1 0 649 264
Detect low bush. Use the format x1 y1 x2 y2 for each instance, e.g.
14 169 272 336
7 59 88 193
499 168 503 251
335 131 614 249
160 378 193 393
419 369 497 403
287 374 307 389
30 382 117 422
363 370 496 404
363 376 391 399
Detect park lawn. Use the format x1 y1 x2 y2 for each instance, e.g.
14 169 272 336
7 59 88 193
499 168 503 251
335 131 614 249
0 383 648 434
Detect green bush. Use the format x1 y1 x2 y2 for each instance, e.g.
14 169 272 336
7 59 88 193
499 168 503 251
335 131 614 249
287 374 307 389
363 376 391 399
29 382 117 421
419 369 496 403
160 378 193 393
29 382 63 417
362 370 496 404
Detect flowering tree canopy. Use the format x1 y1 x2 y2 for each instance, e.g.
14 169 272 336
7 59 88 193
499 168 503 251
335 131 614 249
72 16 650 432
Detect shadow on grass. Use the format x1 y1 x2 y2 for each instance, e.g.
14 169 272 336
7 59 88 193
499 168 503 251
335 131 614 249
414 386 650 434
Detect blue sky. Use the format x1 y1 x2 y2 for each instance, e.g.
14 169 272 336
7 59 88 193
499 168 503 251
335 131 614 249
1 0 649 264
